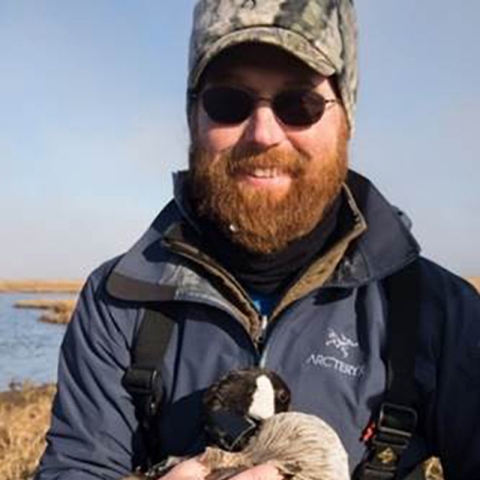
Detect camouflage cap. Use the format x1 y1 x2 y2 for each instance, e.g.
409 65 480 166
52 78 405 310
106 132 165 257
188 0 358 132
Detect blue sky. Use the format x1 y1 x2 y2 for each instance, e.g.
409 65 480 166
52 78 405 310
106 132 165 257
1 0 479 279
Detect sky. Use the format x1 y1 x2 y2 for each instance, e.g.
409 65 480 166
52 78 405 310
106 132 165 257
0 0 479 280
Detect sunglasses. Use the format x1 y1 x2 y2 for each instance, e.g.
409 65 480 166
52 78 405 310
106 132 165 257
191 86 337 127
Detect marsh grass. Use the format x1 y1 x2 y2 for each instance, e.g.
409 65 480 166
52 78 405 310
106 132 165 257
14 299 77 325
0 280 82 293
0 383 56 480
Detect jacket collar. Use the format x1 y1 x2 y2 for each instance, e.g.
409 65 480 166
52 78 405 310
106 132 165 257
326 170 420 288
106 170 420 302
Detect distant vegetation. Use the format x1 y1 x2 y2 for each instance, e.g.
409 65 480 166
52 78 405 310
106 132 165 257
14 299 77 325
0 280 83 294
1 280 81 324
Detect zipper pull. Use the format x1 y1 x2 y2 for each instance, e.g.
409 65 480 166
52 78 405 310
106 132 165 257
256 315 269 348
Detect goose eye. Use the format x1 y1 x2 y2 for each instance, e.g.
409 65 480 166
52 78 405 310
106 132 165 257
278 390 289 403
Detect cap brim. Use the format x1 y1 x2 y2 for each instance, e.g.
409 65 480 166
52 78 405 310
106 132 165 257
189 26 337 89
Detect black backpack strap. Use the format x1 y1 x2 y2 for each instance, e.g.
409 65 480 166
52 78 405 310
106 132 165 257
122 307 175 469
355 260 421 480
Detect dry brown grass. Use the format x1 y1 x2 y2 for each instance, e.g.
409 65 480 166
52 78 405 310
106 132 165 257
14 299 77 325
0 383 56 480
467 277 480 293
0 280 83 293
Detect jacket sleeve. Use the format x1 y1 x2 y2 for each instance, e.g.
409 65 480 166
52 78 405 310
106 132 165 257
419 260 480 479
35 262 145 479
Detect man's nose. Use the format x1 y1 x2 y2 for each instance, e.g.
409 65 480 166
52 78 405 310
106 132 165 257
241 103 287 148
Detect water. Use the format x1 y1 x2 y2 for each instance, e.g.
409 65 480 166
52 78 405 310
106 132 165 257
0 293 76 391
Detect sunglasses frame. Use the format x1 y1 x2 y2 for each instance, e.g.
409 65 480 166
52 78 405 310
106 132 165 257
189 86 338 127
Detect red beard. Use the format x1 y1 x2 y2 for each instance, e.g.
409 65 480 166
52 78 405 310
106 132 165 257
188 126 348 254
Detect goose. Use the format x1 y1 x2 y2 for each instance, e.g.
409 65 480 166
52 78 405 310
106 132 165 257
125 368 349 480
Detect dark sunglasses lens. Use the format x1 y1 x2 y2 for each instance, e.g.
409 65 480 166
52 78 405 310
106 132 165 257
202 87 253 124
274 90 326 126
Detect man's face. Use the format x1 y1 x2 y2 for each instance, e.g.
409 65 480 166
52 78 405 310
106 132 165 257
189 44 349 254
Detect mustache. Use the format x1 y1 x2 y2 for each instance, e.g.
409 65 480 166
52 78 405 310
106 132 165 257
224 145 308 178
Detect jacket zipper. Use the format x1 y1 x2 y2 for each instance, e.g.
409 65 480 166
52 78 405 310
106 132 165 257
254 315 270 367
162 233 316 360
162 236 267 355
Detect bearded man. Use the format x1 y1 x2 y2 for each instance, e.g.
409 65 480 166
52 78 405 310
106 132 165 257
36 1 480 480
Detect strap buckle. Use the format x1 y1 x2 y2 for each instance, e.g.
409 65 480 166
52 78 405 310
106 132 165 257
370 402 418 469
377 402 417 439
122 367 163 419
354 403 418 480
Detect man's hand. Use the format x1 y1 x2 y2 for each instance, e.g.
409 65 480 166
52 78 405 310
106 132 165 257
228 464 282 480
161 459 282 480
161 458 210 480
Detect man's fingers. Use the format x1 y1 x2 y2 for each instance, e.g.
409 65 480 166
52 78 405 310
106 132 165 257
161 458 210 480
228 464 283 480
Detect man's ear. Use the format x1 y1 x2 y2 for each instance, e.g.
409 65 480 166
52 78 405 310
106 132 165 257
340 107 351 141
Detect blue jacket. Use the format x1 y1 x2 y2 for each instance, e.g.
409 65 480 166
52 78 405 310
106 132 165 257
36 171 480 479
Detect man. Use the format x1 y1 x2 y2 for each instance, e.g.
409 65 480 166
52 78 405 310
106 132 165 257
36 1 480 479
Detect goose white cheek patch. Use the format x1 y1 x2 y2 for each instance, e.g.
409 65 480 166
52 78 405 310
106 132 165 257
248 375 276 420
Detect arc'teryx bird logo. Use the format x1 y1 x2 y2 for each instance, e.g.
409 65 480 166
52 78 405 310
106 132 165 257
326 329 358 359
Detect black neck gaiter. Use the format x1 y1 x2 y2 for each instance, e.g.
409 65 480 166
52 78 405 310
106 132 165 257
198 196 342 296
